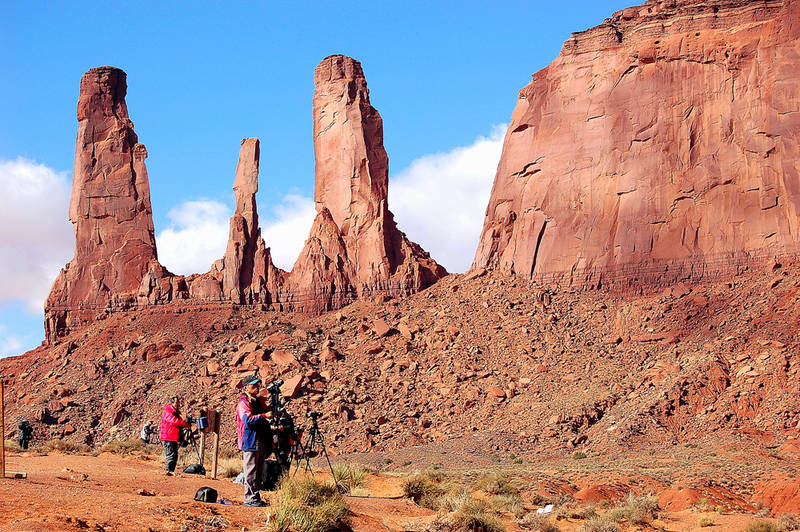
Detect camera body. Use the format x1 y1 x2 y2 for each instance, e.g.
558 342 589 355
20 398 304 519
266 379 284 394
307 411 321 420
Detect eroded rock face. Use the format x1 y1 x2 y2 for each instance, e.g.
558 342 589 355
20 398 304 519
474 0 800 289
45 67 159 341
287 55 446 311
45 57 445 341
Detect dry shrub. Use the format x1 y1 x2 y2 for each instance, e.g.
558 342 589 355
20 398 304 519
331 463 367 494
4 439 20 451
778 515 800 531
555 503 598 521
474 472 519 496
744 521 787 532
100 437 147 456
518 513 561 532
488 493 525 518
217 445 240 460
437 485 471 513
403 470 446 510
698 516 715 527
218 456 243 478
451 498 506 532
269 475 350 532
607 494 659 525
578 516 620 532
43 439 89 454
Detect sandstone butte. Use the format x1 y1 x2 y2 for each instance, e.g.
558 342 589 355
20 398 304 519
44 57 446 343
473 0 800 289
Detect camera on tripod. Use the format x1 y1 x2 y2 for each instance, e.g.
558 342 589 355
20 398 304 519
306 411 321 420
266 379 284 394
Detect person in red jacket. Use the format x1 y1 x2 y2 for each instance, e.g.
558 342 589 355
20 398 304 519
160 396 190 475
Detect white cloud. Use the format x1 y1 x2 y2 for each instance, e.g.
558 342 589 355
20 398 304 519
155 193 316 275
389 124 506 273
260 194 316 269
0 325 24 359
0 157 73 313
156 200 231 275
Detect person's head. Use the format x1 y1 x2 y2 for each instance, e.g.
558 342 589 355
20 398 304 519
168 395 181 410
243 375 262 397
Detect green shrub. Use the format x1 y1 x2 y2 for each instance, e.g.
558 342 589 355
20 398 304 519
451 498 505 532
573 452 588 460
43 439 89 454
269 475 350 532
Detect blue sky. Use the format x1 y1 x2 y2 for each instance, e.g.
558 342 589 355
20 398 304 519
0 0 632 357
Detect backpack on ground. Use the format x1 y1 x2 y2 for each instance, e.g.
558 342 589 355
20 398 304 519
194 486 218 503
183 463 206 475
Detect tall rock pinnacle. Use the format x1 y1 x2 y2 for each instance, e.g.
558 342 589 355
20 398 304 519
45 66 159 341
285 55 446 311
474 0 800 288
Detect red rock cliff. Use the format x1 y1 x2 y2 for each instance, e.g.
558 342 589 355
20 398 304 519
474 0 800 288
283 55 447 312
45 67 158 340
45 57 446 341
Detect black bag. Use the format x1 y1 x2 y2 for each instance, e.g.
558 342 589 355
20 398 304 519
194 486 218 503
183 463 206 475
262 459 282 491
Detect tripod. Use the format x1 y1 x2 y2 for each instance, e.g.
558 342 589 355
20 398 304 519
181 427 202 469
293 414 339 490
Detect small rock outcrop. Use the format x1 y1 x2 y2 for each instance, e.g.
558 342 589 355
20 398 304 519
474 0 800 289
45 67 159 340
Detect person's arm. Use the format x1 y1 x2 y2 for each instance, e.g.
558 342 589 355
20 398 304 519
164 406 190 428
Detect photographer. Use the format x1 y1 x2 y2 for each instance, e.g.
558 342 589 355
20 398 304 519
160 396 191 476
17 418 33 450
236 375 272 507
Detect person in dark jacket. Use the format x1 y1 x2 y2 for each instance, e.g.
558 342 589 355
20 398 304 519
160 396 190 475
236 376 271 506
17 419 33 450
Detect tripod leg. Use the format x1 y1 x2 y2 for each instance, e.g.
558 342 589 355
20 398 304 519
318 435 339 490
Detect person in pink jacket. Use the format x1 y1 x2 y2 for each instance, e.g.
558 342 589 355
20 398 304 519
160 396 190 475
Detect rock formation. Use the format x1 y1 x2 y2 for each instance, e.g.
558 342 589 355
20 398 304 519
45 56 445 341
284 55 446 312
474 0 800 289
45 67 159 340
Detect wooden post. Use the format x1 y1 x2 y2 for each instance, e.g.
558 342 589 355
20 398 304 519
208 408 220 480
1 380 5 480
199 432 206 467
212 432 220 480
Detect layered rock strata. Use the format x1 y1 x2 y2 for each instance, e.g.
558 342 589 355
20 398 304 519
45 67 159 340
474 0 800 289
44 56 445 341
283 55 446 312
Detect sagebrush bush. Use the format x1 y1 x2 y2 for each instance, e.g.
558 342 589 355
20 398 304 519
698 516 715 527
269 475 350 532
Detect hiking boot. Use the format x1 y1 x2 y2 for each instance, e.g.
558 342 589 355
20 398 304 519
244 500 267 507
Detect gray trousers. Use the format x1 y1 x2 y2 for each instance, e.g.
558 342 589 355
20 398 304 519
163 441 179 472
243 448 266 503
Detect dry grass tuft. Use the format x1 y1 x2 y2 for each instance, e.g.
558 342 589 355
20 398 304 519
474 472 519 496
331 462 367 494
578 516 620 532
42 439 89 454
518 513 561 531
744 521 787 532
698 516 715 527
268 475 350 532
218 456 243 479
100 437 149 456
4 439 21 451
451 498 506 532
403 470 447 510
